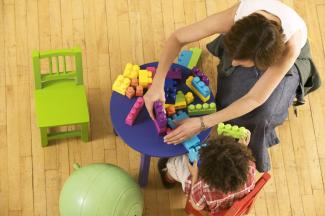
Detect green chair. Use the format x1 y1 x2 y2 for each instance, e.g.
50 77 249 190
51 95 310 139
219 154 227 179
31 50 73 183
32 48 90 147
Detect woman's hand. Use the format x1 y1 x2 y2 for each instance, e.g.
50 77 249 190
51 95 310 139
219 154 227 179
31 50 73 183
164 117 201 144
143 84 165 120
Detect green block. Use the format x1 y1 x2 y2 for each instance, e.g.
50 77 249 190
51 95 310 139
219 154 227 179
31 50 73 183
188 47 202 69
187 102 216 116
217 123 248 139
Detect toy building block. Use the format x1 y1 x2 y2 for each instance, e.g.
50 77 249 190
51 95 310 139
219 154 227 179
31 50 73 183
125 86 135 99
164 79 177 104
185 92 194 105
175 91 186 110
192 77 210 98
153 100 168 135
183 135 200 151
185 76 210 102
188 47 202 69
192 67 209 86
112 75 131 95
146 66 156 77
217 123 249 139
139 69 153 88
177 50 193 67
125 97 144 126
166 105 176 116
187 102 216 116
167 111 189 129
130 78 138 88
188 145 201 163
135 85 144 96
123 63 140 79
166 67 182 80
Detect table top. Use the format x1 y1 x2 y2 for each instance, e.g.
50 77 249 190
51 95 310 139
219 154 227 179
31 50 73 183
110 62 214 157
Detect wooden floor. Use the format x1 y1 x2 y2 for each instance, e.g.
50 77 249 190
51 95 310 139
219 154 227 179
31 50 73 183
1 0 325 215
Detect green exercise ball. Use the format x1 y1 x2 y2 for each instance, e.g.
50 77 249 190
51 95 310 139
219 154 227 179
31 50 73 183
59 163 144 216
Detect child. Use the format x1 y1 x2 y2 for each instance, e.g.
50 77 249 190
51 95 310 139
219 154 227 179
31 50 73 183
158 134 255 214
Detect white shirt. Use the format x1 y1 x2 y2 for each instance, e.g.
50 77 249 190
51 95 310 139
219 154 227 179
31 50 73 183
235 0 308 48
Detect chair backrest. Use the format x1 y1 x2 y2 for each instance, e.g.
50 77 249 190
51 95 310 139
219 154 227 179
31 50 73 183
185 173 271 216
32 48 83 89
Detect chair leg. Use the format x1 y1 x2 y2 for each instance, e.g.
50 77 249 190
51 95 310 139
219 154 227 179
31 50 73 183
81 122 89 142
40 127 48 147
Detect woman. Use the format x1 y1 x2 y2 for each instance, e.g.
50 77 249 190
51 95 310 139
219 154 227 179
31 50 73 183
144 0 320 172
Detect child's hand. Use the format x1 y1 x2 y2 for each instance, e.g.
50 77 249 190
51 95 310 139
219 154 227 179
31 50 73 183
184 156 199 183
239 130 251 146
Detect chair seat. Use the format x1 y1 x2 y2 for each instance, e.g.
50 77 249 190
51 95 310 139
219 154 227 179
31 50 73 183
35 80 89 128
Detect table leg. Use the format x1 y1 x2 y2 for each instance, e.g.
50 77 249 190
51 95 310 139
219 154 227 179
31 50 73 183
138 154 151 187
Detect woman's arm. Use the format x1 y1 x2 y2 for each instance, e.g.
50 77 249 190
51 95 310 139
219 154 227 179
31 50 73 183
144 4 239 119
164 31 302 144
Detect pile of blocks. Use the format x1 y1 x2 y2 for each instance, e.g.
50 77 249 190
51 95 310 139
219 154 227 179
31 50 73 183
112 63 154 99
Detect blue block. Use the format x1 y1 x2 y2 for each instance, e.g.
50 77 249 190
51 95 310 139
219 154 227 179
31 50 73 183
192 77 210 98
188 145 201 163
177 50 193 67
164 79 177 89
183 136 200 151
167 111 189 129
165 88 176 104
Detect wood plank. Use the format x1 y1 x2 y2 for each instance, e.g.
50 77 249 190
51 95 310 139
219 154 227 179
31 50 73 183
0 125 9 216
45 170 59 216
302 194 316 216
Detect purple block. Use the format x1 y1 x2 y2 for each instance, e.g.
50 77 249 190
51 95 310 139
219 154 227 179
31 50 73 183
153 100 167 135
166 67 182 80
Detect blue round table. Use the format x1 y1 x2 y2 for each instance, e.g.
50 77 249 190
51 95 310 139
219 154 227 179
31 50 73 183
110 62 214 187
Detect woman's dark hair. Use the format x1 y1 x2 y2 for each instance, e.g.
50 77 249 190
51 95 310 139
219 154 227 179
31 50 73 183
199 136 255 194
224 13 285 70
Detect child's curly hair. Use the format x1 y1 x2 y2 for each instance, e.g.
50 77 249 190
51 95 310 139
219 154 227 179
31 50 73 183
199 136 255 194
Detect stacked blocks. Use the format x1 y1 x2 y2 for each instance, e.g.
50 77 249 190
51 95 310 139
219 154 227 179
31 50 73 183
123 63 140 79
192 77 210 98
112 75 131 95
175 91 186 110
187 102 216 116
153 101 167 135
185 76 210 102
139 70 153 88
185 92 194 105
125 97 144 126
166 67 182 80
177 50 192 67
188 47 202 69
125 86 135 99
193 67 209 86
217 123 248 139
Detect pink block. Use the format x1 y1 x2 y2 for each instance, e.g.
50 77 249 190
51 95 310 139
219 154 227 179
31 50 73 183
125 97 145 126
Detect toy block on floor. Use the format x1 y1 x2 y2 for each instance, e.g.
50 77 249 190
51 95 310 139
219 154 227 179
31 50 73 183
217 123 249 139
125 97 144 126
112 75 131 95
153 101 167 135
125 86 135 99
185 76 210 102
175 91 186 109
187 102 216 116
166 67 182 80
135 86 143 96
185 92 194 105
192 67 209 86
139 69 153 88
167 111 189 129
123 63 140 79
188 47 202 69
177 50 193 67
